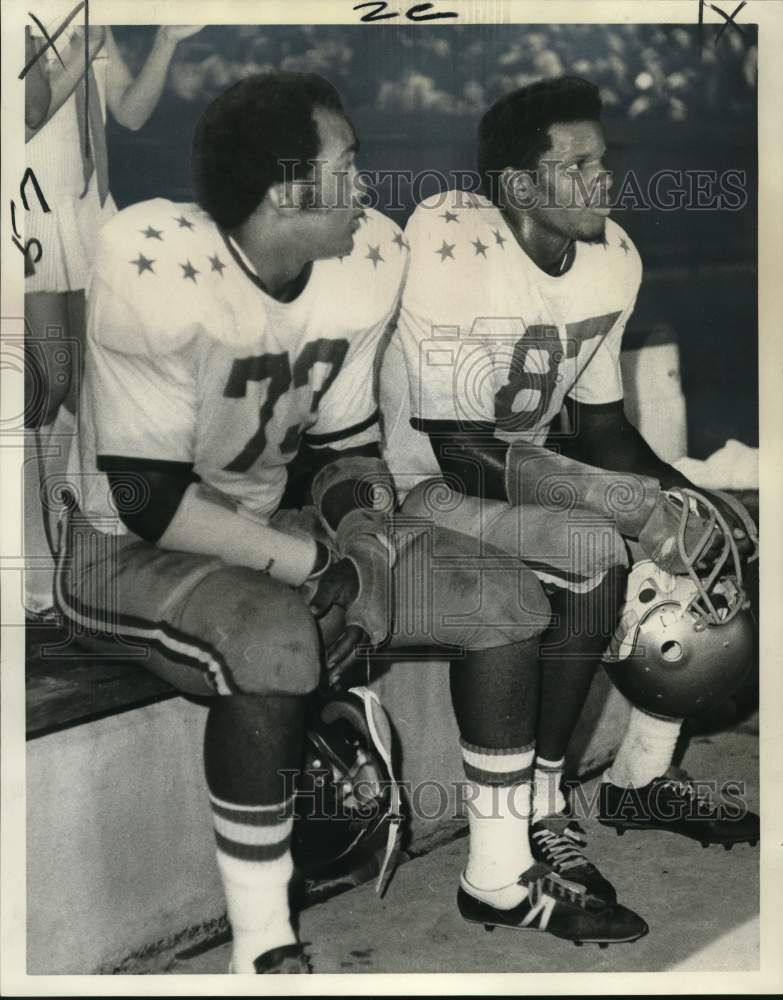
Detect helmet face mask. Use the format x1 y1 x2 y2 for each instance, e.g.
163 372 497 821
604 487 756 719
293 689 402 885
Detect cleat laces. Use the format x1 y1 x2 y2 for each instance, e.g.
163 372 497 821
659 777 718 815
532 822 593 873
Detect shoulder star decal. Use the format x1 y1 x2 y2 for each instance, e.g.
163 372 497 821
130 253 155 275
174 215 194 230
208 253 226 275
601 234 609 250
392 232 409 251
435 240 456 261
440 210 459 223
140 225 163 241
366 244 384 268
493 229 506 248
180 259 199 282
472 237 489 257
619 238 630 255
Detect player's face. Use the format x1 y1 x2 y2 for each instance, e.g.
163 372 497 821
529 120 612 243
296 107 363 259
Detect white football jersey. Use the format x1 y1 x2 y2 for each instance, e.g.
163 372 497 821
74 199 408 532
381 190 642 495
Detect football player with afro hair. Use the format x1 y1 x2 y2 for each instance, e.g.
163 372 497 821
59 71 648 975
382 75 759 929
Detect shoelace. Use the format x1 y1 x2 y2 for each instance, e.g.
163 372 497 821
660 778 718 814
520 870 589 910
532 824 592 872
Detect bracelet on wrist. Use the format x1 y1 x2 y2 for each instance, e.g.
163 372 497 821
306 540 333 582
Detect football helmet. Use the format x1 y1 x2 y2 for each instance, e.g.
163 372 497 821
603 487 756 719
293 687 402 895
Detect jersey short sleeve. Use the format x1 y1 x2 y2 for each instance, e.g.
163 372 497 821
86 204 201 465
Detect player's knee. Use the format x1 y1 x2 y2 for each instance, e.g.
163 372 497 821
463 562 552 648
400 477 451 521
571 519 628 580
217 572 322 696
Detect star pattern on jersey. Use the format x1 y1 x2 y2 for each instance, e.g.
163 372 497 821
618 238 630 255
392 232 410 251
493 229 507 249
174 215 194 230
600 233 610 250
472 237 489 257
366 244 384 268
140 225 164 241
440 210 459 223
209 253 226 275
435 240 456 261
180 259 199 282
130 252 155 275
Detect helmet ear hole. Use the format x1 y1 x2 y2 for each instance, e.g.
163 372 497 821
638 586 657 604
661 640 683 662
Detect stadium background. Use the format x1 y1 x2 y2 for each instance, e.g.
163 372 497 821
109 23 758 460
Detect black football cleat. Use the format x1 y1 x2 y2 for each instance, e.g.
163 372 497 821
530 816 617 905
252 943 312 974
599 775 759 848
457 863 648 947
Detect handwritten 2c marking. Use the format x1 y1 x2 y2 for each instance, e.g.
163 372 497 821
353 2 458 23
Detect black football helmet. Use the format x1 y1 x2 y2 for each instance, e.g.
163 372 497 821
293 687 402 895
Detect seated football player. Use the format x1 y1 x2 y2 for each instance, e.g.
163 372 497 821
56 72 648 975
381 74 759 905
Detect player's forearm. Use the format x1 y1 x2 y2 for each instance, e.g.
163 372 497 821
562 397 691 491
25 28 106 141
108 29 177 131
426 430 509 501
157 484 319 587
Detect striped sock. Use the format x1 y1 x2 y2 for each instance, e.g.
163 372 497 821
532 755 566 821
605 706 683 789
460 740 535 910
210 791 297 974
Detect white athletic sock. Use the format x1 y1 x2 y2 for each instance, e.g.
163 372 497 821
532 755 566 821
210 792 296 974
460 740 535 910
605 705 683 788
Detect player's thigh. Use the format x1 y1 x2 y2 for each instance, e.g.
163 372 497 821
389 523 550 652
58 518 322 698
402 477 626 589
24 290 72 426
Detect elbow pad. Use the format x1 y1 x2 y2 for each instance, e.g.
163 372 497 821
100 457 197 543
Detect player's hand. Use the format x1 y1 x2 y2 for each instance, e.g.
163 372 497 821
309 557 360 617
159 26 205 44
701 490 756 564
309 558 370 681
325 624 370 685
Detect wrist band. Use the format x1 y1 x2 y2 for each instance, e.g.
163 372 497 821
306 540 333 583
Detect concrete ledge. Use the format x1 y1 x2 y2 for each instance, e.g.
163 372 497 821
27 665 630 974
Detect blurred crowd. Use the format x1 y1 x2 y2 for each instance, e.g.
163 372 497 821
115 23 757 122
